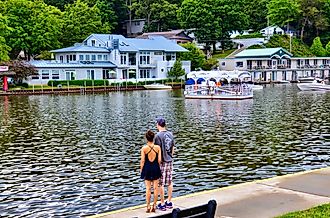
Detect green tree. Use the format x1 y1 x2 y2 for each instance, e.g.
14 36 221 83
3 60 37 83
202 58 218 71
131 0 179 32
61 0 110 47
242 0 268 31
310 37 326 56
178 0 248 53
0 0 63 60
178 43 205 70
44 0 75 10
0 14 11 61
325 41 330 56
267 0 301 31
168 60 185 79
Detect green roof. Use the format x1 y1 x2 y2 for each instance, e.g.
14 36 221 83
235 47 292 58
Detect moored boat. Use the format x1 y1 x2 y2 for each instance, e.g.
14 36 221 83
297 82 330 91
143 84 172 90
184 70 253 100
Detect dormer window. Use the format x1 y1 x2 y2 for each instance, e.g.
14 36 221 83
91 40 96 47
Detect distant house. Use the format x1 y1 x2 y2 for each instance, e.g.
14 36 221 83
122 19 146 37
137 30 193 44
230 29 253 39
28 34 191 85
260 25 284 37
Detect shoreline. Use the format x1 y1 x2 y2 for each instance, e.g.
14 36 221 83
88 166 330 218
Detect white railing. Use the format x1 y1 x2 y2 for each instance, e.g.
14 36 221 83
185 84 253 97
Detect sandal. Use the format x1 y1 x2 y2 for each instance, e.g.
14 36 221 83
151 204 156 212
146 205 151 213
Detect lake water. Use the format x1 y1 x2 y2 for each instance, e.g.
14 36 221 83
0 84 329 217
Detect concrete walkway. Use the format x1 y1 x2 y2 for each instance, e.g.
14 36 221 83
89 167 330 218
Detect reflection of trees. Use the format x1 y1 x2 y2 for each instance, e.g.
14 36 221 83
0 96 42 151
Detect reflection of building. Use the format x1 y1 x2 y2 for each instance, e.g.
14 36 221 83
219 47 330 82
137 30 193 44
29 34 191 85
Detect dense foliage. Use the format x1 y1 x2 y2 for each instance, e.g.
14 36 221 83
168 60 185 79
2 0 330 59
2 60 37 83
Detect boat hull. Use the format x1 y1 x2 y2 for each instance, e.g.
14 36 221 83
143 85 172 90
185 94 253 100
297 83 330 91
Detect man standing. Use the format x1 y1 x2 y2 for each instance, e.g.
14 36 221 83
155 117 175 211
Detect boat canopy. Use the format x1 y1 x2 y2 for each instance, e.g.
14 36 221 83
187 70 251 82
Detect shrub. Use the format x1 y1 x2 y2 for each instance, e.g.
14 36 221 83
48 80 109 87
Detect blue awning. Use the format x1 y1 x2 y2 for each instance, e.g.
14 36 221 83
197 78 205 84
185 78 195 85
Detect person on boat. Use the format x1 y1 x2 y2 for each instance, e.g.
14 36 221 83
140 130 162 213
155 117 175 211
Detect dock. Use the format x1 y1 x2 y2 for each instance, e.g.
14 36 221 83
88 166 330 218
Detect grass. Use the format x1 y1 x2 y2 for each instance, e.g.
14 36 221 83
212 49 236 59
277 203 330 218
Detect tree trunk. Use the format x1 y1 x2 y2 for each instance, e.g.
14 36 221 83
300 18 308 41
212 42 216 54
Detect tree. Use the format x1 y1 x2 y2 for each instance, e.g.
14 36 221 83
168 60 185 79
131 0 179 32
202 58 218 71
0 0 63 60
0 14 11 61
44 0 75 11
178 0 248 53
178 43 205 71
61 0 110 47
242 0 268 31
325 41 330 56
267 0 301 31
3 60 37 83
310 37 326 56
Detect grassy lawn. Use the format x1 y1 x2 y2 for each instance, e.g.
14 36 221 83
277 203 330 218
212 49 236 59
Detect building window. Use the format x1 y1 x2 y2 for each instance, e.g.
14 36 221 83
323 59 326 65
121 54 127 65
305 59 309 65
139 52 150 65
41 70 49 79
103 55 108 61
91 40 96 47
98 55 102 61
122 69 128 79
52 70 60 79
134 21 140 26
87 70 95 80
92 55 96 61
79 55 84 61
129 53 136 65
154 51 163 55
165 53 175 61
267 60 272 67
247 60 252 69
221 62 226 66
103 69 116 79
139 69 150 78
86 55 90 61
32 74 39 80
313 59 317 66
297 59 300 66
236 62 243 67
257 60 262 67
60 56 63 63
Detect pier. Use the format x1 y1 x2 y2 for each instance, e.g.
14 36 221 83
89 167 330 218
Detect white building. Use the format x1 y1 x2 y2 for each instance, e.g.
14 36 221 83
219 47 330 82
29 34 191 85
260 25 285 38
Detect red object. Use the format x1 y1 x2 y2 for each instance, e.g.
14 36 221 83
3 76 8 91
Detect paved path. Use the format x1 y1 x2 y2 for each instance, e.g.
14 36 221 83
89 167 330 218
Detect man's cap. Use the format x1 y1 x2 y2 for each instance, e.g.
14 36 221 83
156 117 166 127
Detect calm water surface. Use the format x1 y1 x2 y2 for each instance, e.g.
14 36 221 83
0 84 329 217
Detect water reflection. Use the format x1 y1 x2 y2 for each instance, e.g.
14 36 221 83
0 85 329 217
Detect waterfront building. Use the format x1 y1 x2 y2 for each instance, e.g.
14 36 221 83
29 34 191 85
137 30 194 44
219 47 330 82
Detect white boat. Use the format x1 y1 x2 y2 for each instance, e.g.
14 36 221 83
144 84 172 90
184 70 253 100
252 85 263 90
297 83 330 91
298 77 315 83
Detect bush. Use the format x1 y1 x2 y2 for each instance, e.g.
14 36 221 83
48 80 109 87
235 32 263 39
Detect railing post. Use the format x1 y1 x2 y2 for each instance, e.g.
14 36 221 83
206 200 217 218
51 81 53 92
67 81 69 92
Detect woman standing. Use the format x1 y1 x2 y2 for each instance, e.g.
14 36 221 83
140 130 162 213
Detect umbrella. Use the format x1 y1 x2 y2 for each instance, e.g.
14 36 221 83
197 78 205 84
185 78 195 85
